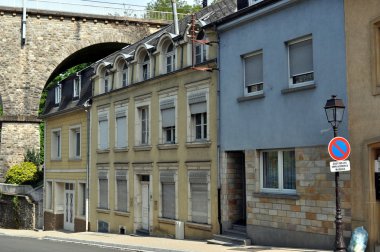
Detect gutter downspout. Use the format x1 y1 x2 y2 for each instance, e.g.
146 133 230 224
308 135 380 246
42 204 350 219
43 121 47 230
216 28 222 234
21 0 26 47
84 99 92 232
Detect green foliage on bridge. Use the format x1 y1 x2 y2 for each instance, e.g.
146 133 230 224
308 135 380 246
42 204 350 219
146 0 201 19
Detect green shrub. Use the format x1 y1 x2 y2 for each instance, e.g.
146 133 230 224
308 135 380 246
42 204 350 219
5 162 38 185
24 149 41 167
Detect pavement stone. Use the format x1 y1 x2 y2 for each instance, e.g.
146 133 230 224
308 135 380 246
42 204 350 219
0 228 331 252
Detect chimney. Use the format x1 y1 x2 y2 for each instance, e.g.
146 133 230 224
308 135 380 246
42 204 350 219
237 0 248 10
202 0 207 8
171 0 179 35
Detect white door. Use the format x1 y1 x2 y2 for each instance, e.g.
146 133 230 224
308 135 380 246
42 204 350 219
64 183 75 231
141 182 149 230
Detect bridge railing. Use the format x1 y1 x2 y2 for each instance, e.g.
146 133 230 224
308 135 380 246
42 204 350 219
2 0 189 21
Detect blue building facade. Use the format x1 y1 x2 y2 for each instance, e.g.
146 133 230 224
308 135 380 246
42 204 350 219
217 0 350 249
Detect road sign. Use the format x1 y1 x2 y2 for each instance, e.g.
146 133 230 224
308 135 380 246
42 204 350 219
328 137 351 161
330 160 350 172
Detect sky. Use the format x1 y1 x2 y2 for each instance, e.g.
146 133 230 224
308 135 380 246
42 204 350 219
1 0 197 17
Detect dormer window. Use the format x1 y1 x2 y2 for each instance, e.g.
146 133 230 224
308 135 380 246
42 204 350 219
104 72 110 92
122 63 128 87
166 43 176 73
195 31 207 64
73 77 81 98
248 0 263 6
142 54 150 81
55 84 61 104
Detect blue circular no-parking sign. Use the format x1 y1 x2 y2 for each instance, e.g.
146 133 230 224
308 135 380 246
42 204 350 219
328 137 351 161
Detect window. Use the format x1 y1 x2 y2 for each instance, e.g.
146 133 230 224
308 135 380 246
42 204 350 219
46 181 52 210
188 92 207 141
78 183 86 216
98 111 109 150
115 108 128 148
98 171 108 209
160 171 175 219
115 170 128 212
122 63 128 87
248 0 263 6
288 36 313 86
244 51 263 95
160 99 176 144
98 220 109 233
138 106 149 145
51 129 61 160
260 149 296 193
142 54 150 81
55 84 61 104
104 73 110 92
73 77 81 98
166 44 176 73
195 32 207 64
69 126 81 159
189 171 209 224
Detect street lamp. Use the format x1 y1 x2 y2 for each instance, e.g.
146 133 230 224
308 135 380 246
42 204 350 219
324 95 346 252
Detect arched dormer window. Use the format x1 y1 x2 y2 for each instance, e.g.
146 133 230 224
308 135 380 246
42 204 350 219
142 53 150 81
166 43 176 73
104 71 110 92
195 31 208 64
96 62 111 94
122 63 128 87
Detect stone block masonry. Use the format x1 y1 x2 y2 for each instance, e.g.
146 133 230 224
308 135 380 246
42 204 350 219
0 6 164 178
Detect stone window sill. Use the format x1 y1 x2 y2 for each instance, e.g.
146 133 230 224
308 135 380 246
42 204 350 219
158 218 176 225
281 83 316 94
50 158 62 162
253 192 300 200
114 147 129 153
185 221 212 231
114 211 130 217
69 157 82 161
237 93 265 102
133 145 152 152
96 208 111 214
186 141 211 148
97 149 110 154
157 144 178 150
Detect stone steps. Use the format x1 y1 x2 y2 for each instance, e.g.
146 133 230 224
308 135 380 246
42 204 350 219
207 224 251 246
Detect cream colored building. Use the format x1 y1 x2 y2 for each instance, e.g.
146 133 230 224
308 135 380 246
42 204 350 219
89 1 235 239
41 67 93 232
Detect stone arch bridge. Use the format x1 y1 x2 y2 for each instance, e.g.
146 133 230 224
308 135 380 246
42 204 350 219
0 5 167 179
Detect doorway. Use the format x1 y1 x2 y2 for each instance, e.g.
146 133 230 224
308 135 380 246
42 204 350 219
64 183 75 231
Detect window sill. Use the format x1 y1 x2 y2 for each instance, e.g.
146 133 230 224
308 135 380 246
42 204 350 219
96 208 111 214
97 149 110 154
50 158 62 162
157 144 178 150
133 145 152 152
69 157 82 161
281 83 316 94
253 192 300 200
186 141 211 148
114 211 130 217
158 218 176 225
114 147 129 153
185 222 212 231
237 93 265 102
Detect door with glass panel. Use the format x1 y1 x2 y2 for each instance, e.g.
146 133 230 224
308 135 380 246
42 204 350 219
64 183 75 231
141 181 150 231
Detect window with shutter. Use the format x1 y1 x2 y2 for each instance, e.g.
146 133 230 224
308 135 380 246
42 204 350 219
189 171 209 224
160 171 175 219
116 170 128 212
98 171 108 209
244 51 264 95
160 99 176 144
115 109 127 148
288 36 314 86
98 112 109 150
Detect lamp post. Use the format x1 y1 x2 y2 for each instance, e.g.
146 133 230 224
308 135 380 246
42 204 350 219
324 95 346 252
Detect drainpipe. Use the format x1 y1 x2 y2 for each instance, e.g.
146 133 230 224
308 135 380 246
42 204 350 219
216 29 222 234
21 0 26 47
43 121 47 230
84 98 92 231
171 0 179 35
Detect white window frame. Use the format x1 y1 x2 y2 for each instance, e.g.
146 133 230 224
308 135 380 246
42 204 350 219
187 89 209 142
159 95 177 144
51 128 61 160
195 43 207 65
122 64 128 87
104 74 110 93
166 43 176 73
115 105 128 149
73 77 81 98
135 98 151 146
243 51 264 96
98 169 109 210
55 84 61 104
77 182 86 217
115 169 129 212
142 54 150 81
287 35 314 88
260 149 296 194
97 109 109 150
69 125 81 159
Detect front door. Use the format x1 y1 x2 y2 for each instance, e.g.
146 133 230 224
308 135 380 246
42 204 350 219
141 182 149 230
64 183 75 231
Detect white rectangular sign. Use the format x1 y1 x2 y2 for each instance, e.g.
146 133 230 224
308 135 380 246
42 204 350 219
330 160 350 172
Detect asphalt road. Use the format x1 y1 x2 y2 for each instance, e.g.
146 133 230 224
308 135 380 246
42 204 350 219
0 235 122 252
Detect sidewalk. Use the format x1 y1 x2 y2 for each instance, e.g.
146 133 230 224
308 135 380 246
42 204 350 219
0 228 330 252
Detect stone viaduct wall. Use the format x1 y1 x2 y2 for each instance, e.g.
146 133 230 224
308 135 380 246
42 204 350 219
0 6 165 178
